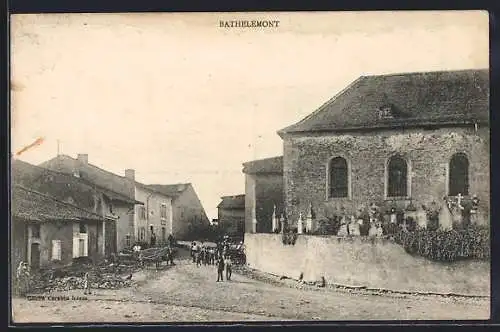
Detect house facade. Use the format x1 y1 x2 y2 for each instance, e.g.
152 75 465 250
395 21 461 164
147 183 210 239
276 69 489 228
242 156 284 234
39 154 177 247
11 185 104 270
134 181 174 245
217 195 245 237
12 159 142 254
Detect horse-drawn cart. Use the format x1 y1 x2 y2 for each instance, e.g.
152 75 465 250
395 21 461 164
225 246 246 265
118 246 176 269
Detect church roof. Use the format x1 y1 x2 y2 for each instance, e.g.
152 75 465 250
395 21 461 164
242 156 283 175
278 69 489 136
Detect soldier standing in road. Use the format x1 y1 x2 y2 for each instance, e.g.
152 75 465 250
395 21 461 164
191 242 197 262
151 232 157 247
224 254 232 281
216 256 225 282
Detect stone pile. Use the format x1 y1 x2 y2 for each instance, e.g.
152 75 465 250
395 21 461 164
29 262 137 293
31 274 133 292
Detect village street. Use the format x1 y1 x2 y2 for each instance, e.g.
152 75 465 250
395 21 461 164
11 248 490 323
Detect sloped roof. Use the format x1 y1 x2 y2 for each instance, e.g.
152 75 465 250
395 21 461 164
242 156 283 175
38 154 171 199
278 69 489 136
12 158 142 205
217 195 245 210
12 185 104 222
146 183 190 199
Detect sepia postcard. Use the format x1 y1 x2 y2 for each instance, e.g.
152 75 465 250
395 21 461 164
10 10 490 324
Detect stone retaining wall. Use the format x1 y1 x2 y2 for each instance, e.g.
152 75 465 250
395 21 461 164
244 233 490 296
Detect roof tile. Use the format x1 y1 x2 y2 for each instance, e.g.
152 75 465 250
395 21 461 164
12 185 103 222
278 69 489 135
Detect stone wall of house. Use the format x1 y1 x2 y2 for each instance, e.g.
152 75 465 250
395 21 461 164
172 185 210 240
245 173 285 233
218 208 245 236
244 175 257 234
245 233 490 296
11 218 27 271
255 174 285 233
134 186 173 244
283 126 490 226
38 222 74 266
115 203 134 251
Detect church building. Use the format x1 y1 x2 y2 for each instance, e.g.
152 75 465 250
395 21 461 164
275 69 489 229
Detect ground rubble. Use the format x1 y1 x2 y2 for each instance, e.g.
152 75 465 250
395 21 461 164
28 258 141 293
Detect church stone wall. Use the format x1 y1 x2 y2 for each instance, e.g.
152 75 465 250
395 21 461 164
283 126 490 227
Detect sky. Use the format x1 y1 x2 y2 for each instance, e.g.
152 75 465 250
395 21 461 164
10 11 489 220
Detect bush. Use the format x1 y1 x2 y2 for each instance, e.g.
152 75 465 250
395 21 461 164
282 231 298 245
382 222 399 236
313 216 341 235
406 217 417 232
425 210 440 232
394 225 490 262
359 222 370 236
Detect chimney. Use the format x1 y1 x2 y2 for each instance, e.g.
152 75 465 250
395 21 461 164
77 154 88 164
125 169 135 181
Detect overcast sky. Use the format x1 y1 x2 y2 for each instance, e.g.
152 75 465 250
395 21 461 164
11 11 488 220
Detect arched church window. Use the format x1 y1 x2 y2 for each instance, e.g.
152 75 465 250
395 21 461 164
387 156 408 197
449 153 469 196
329 157 348 198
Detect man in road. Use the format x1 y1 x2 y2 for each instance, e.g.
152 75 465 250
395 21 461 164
190 242 197 262
224 254 233 281
151 232 157 247
216 256 225 282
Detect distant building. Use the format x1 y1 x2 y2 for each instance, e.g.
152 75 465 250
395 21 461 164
12 159 141 259
217 195 245 237
11 185 104 269
146 184 210 239
242 156 284 234
39 154 175 247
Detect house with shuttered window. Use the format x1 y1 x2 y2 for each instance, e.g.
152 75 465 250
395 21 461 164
11 185 104 270
11 159 143 265
39 154 179 246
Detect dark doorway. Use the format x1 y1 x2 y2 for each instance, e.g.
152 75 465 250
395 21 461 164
30 243 40 270
105 221 117 257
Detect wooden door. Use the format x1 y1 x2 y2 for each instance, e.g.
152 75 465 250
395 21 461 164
105 221 117 257
30 243 40 270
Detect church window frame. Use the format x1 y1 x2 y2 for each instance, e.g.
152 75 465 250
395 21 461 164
385 154 411 199
326 156 351 199
447 152 470 197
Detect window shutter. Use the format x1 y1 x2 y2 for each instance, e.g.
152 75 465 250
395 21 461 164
52 240 62 261
73 236 79 258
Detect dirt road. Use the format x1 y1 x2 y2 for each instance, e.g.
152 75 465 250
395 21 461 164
11 249 490 323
